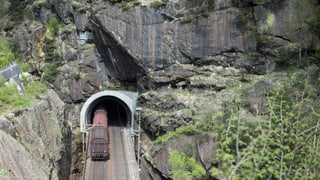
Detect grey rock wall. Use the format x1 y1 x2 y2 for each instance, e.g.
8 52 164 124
0 89 71 180
92 0 251 71
0 131 48 180
85 0 317 81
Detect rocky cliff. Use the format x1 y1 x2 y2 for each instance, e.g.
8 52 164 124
0 89 71 179
0 0 319 179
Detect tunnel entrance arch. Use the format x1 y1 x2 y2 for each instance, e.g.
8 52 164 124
80 90 138 133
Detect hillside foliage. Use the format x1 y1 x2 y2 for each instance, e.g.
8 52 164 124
210 67 320 179
0 38 14 69
0 38 47 114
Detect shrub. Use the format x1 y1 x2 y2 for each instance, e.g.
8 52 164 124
47 16 60 36
9 0 28 20
120 1 140 10
33 0 46 9
181 15 194 24
150 0 167 9
42 63 58 82
43 37 61 61
18 62 30 72
168 150 206 180
0 0 9 19
0 38 14 69
210 69 320 179
0 169 8 180
195 4 208 15
307 45 320 65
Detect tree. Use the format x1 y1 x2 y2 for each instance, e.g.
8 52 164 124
210 69 320 179
0 38 14 69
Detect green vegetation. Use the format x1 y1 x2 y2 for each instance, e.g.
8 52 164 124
168 150 206 180
32 0 47 9
154 68 319 179
8 0 28 20
305 0 320 37
165 71 173 77
0 81 46 114
18 62 30 72
61 127 69 136
42 63 58 82
155 125 200 144
47 16 60 36
179 4 209 24
120 0 141 10
0 169 8 180
43 37 61 62
3 23 15 32
241 0 285 4
181 15 194 24
0 0 9 19
195 4 209 16
0 37 30 71
19 139 30 152
150 0 167 9
0 38 14 69
209 69 320 179
308 45 320 65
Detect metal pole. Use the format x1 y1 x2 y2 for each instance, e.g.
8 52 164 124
131 101 134 137
82 133 85 154
136 107 142 168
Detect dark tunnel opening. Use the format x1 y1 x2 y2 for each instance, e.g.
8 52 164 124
87 96 131 127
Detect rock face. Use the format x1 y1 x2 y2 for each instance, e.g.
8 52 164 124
140 134 216 179
0 90 70 180
0 131 48 179
84 0 317 87
137 69 296 179
0 0 319 179
91 0 251 81
93 0 249 66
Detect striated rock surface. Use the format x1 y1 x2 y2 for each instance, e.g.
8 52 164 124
0 130 48 180
0 89 71 180
0 0 319 179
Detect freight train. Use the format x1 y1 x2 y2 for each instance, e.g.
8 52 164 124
89 109 109 160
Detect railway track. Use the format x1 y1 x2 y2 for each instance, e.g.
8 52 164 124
84 104 137 180
92 161 105 180
84 125 132 180
110 126 130 180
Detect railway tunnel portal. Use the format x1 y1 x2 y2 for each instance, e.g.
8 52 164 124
80 90 139 133
81 90 141 179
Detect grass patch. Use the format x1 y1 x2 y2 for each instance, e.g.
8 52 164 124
180 15 194 24
155 125 200 144
120 0 141 10
0 38 14 69
150 0 167 9
32 0 46 9
0 81 46 114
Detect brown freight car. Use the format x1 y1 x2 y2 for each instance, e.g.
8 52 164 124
90 109 109 160
93 109 108 128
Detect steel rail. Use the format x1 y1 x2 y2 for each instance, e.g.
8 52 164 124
120 128 130 180
112 126 120 179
